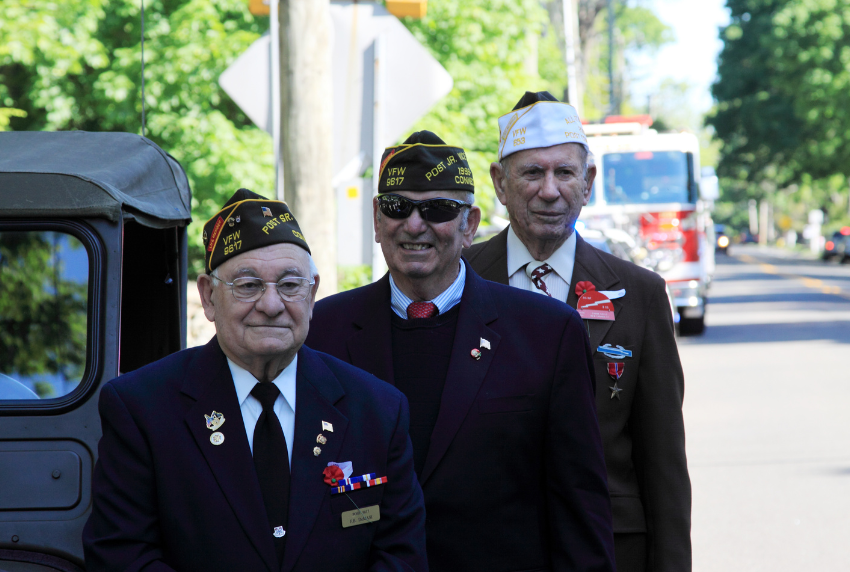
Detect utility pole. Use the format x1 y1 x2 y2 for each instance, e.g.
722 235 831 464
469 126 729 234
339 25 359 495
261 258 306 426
279 0 337 296
562 0 582 115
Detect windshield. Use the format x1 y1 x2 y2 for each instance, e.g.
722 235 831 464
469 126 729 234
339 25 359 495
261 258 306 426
602 151 691 205
0 230 89 400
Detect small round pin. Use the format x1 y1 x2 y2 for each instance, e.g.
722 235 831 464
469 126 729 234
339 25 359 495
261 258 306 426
471 348 482 360
313 446 322 456
317 434 327 445
210 432 225 445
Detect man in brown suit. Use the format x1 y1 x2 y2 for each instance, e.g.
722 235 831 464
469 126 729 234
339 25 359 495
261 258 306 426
465 91 691 572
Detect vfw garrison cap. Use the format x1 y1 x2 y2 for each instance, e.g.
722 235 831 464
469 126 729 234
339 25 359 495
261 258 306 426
378 130 474 194
497 91 589 161
202 188 310 274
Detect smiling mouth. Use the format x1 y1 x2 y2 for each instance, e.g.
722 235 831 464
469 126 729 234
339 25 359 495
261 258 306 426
401 243 432 251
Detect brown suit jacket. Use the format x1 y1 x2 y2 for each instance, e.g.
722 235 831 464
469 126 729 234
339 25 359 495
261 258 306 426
465 228 691 572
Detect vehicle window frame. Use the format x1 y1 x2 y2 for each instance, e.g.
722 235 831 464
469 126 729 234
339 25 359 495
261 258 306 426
0 219 104 415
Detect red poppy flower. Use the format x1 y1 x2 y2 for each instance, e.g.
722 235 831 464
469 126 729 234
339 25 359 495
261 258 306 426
323 465 344 485
575 281 596 296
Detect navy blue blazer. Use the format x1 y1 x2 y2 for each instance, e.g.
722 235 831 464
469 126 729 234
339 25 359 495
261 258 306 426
83 338 427 572
306 261 615 572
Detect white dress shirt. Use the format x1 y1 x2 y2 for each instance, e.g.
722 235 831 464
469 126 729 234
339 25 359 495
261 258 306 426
389 261 466 318
228 356 297 466
506 225 577 303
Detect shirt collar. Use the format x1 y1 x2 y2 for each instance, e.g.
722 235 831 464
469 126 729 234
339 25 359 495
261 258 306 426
229 355 297 412
389 261 466 319
506 225 577 284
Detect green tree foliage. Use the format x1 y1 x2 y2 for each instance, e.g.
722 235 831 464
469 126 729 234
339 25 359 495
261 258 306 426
0 0 273 276
401 0 548 225
0 232 87 397
708 0 850 231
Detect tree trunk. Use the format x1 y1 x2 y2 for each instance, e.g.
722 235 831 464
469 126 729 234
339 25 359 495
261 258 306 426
280 0 337 297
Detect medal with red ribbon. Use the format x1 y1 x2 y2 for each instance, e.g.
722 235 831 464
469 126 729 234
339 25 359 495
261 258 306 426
607 362 625 380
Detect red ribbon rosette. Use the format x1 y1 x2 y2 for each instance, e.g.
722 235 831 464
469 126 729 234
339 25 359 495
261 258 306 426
575 280 596 297
323 465 344 486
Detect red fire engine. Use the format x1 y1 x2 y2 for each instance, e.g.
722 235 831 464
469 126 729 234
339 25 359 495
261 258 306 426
581 116 718 334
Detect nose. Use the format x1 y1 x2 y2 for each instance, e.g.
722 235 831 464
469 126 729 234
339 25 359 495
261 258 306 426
538 171 560 202
402 205 429 234
253 283 286 317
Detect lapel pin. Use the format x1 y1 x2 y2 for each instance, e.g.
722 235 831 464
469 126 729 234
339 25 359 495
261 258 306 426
322 421 334 432
273 526 285 538
313 446 322 456
480 338 491 350
577 291 615 321
317 434 328 445
470 348 482 360
204 411 225 431
204 411 225 445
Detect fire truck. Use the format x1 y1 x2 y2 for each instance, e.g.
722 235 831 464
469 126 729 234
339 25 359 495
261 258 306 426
580 116 718 335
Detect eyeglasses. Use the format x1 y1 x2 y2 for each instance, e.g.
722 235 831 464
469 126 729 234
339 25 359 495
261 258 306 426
211 274 315 302
377 194 471 223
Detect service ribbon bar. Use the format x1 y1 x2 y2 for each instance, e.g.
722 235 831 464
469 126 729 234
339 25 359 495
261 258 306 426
330 476 389 495
343 473 377 486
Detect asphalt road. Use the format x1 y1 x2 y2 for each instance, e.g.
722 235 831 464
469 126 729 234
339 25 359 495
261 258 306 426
679 244 850 571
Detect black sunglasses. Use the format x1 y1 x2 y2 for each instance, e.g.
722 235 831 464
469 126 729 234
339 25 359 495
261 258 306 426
377 194 471 223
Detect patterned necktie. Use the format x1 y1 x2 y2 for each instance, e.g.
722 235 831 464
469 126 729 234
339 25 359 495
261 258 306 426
527 262 554 297
407 301 438 319
251 382 290 565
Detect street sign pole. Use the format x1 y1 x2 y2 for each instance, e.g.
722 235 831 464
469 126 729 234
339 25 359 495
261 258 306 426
371 33 388 281
270 0 284 200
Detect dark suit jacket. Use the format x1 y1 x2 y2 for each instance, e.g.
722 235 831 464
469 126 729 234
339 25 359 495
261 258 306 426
306 261 615 572
83 338 427 572
465 228 691 572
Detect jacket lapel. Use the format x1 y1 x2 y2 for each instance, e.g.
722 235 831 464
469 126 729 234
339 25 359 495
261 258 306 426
419 263 500 486
182 337 278 572
464 227 510 284
569 233 624 349
346 275 395 385
282 346 349 572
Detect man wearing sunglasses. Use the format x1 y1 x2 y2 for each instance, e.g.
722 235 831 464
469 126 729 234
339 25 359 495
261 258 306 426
464 91 691 572
307 131 615 571
84 189 428 571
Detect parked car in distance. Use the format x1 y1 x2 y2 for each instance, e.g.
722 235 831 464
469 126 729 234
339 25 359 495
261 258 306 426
715 224 730 254
823 227 850 262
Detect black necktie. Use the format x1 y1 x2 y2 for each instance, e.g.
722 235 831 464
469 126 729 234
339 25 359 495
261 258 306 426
251 382 290 565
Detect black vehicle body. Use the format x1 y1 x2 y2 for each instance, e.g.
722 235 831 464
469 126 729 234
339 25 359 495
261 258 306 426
0 131 191 571
714 223 729 254
823 231 850 262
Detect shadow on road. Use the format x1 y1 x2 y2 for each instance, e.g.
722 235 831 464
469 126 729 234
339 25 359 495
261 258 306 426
679 320 850 345
708 292 845 305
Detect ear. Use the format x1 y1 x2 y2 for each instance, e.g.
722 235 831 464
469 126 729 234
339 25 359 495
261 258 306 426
306 273 320 320
582 163 597 206
490 162 508 206
372 196 382 243
197 275 217 323
461 206 482 249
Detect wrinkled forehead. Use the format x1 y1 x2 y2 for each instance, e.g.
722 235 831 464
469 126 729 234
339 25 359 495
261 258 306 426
216 243 311 278
504 141 587 169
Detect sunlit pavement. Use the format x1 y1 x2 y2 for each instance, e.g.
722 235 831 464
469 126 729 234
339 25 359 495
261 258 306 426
679 245 850 571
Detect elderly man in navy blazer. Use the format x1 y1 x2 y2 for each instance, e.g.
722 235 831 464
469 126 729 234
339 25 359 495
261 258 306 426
83 189 427 572
306 132 615 572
